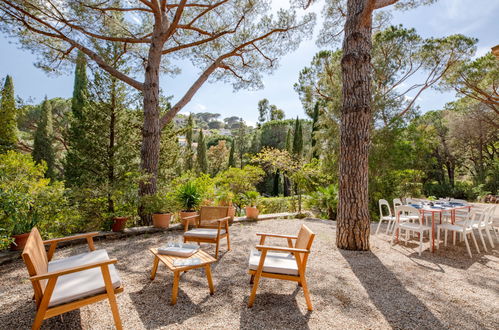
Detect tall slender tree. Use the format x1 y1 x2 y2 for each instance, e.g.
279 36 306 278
228 142 236 168
311 102 320 159
292 117 303 157
0 75 17 153
197 129 208 173
258 99 270 124
64 51 88 185
185 114 194 171
32 97 55 179
285 128 293 153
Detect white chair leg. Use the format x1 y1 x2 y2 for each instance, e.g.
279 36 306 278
477 229 488 252
444 229 448 247
436 227 440 250
375 219 383 235
386 220 393 235
452 232 456 245
463 233 472 258
419 232 423 256
390 226 397 246
405 230 409 244
470 231 480 253
485 226 495 248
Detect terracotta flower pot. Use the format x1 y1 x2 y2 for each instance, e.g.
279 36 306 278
10 232 30 251
180 211 198 228
245 206 259 220
112 217 128 232
152 213 172 228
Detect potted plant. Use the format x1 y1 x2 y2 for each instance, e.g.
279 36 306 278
243 191 260 220
176 181 202 227
216 189 236 223
143 193 178 228
0 193 39 250
110 190 138 232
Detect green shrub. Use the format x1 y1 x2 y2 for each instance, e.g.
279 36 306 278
176 181 202 211
306 184 338 219
259 197 296 214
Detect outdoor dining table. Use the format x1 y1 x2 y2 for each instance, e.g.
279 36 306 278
397 203 472 252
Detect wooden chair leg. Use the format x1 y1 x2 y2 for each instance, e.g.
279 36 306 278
248 250 267 308
101 265 122 330
32 277 57 330
226 233 231 251
205 265 215 295
150 256 159 280
215 239 220 259
250 275 254 284
300 276 313 311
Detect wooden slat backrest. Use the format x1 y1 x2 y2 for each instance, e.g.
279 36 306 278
22 227 48 300
199 206 229 227
294 224 315 269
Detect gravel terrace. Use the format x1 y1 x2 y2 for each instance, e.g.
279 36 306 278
1 219 498 329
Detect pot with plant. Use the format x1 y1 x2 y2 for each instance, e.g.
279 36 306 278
216 189 236 223
0 193 40 250
110 191 138 232
243 191 260 220
143 192 178 228
176 181 202 227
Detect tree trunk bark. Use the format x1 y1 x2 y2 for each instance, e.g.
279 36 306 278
336 0 373 251
138 36 163 225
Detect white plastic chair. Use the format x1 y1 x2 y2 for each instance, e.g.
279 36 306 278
376 199 396 235
390 206 431 256
394 198 419 223
436 210 480 258
483 205 498 248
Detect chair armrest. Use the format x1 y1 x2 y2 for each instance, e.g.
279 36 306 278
215 216 230 223
255 245 309 254
30 259 118 282
183 215 199 231
43 232 99 245
182 214 200 220
256 233 298 239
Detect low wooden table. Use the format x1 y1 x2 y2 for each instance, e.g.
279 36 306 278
149 248 216 305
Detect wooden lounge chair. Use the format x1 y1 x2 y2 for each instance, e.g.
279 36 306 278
247 224 315 311
22 228 123 330
183 206 231 259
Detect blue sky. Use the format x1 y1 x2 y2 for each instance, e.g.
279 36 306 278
1 0 498 125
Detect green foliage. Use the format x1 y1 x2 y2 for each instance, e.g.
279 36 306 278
241 191 260 207
292 117 303 157
142 192 179 214
32 97 55 179
259 197 296 214
185 114 194 171
197 129 208 173
215 189 235 205
176 181 202 211
0 75 17 153
0 151 80 249
306 184 338 220
215 165 265 200
228 141 236 168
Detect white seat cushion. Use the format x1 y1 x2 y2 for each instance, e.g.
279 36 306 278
248 249 298 276
48 249 121 307
184 228 226 239
399 222 431 232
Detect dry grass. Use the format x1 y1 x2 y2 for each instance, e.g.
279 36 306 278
1 219 498 329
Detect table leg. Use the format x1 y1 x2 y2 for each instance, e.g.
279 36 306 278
171 271 180 305
150 256 160 280
205 264 215 295
431 212 435 252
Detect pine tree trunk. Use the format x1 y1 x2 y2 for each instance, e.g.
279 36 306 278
138 37 163 225
336 0 373 251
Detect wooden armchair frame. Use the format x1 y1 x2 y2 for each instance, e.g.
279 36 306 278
183 206 231 259
248 225 315 311
22 228 123 330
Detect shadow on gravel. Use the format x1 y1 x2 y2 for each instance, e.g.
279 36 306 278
340 249 444 329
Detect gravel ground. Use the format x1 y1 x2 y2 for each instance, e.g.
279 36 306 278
1 219 498 329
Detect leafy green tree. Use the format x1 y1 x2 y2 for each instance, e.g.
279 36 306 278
228 142 236 168
311 102 320 159
258 98 270 124
185 114 194 171
0 75 17 152
270 105 285 120
292 117 303 158
235 119 248 168
197 129 208 173
285 128 293 153
32 97 55 179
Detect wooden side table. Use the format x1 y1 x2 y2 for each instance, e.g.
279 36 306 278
149 248 216 305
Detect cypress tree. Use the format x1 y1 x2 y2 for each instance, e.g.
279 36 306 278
32 97 55 179
0 75 17 153
65 51 88 185
285 128 292 153
185 114 194 170
228 141 235 167
311 102 320 159
292 117 303 157
197 129 208 173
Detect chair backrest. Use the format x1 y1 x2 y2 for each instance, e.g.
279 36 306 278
294 224 315 269
393 198 403 208
484 205 496 225
395 205 422 226
199 206 230 227
379 199 392 218
22 227 48 300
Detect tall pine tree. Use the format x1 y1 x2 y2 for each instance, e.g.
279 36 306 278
228 141 235 168
285 128 292 153
197 129 208 173
65 51 88 185
0 75 17 153
185 114 194 170
292 117 303 158
311 102 320 159
32 97 55 179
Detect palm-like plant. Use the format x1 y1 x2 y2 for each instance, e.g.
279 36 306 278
176 181 202 211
